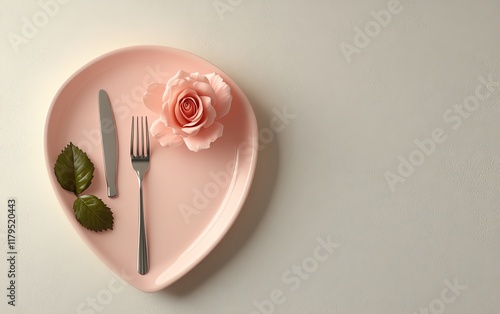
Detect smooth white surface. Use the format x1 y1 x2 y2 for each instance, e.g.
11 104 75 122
1 0 500 313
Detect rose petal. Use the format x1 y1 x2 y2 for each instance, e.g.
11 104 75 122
150 119 183 147
181 123 203 136
165 81 191 104
166 70 190 89
162 88 185 129
192 81 216 100
174 89 200 126
166 91 204 137
143 83 166 114
199 95 216 128
180 97 197 120
188 72 209 83
205 73 232 118
164 71 193 103
183 95 204 127
183 122 223 152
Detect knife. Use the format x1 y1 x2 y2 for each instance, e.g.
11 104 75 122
99 89 118 198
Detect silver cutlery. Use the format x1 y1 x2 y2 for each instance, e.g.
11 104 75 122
130 116 150 275
99 90 118 198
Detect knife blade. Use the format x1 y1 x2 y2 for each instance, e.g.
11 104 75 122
99 89 118 198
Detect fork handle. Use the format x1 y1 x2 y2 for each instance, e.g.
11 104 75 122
137 178 149 275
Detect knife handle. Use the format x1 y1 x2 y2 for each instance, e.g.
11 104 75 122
104 152 117 198
107 184 117 198
106 165 117 197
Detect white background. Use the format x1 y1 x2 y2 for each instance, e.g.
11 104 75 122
1 0 500 313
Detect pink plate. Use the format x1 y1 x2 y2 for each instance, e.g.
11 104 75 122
44 46 258 292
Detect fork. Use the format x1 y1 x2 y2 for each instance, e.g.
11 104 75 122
130 116 150 275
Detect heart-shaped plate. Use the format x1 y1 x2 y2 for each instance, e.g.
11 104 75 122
44 46 258 292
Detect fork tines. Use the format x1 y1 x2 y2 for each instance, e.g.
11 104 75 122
130 116 150 159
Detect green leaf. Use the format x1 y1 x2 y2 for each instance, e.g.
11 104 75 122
54 142 94 195
54 142 114 232
73 195 114 232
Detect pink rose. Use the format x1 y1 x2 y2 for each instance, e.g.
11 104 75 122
143 70 232 152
